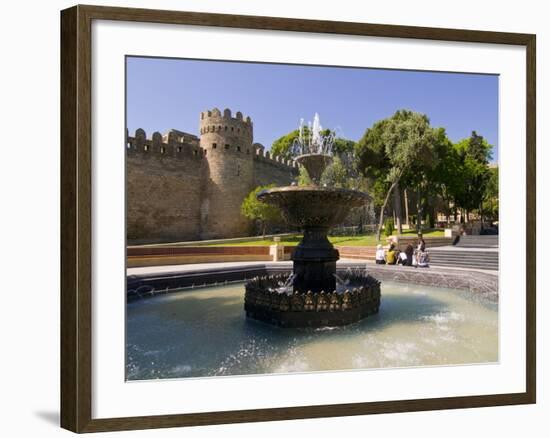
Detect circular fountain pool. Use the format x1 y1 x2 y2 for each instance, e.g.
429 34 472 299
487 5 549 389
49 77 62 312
126 281 498 380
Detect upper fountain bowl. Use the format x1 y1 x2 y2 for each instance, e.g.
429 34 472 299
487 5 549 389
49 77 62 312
257 185 368 228
295 154 333 184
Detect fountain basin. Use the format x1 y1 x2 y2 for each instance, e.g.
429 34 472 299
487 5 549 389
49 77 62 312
257 185 368 228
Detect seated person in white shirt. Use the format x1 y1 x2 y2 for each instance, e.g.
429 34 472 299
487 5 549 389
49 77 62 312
375 244 386 264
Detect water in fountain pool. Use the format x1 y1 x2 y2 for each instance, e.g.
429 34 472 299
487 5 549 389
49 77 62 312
126 281 498 380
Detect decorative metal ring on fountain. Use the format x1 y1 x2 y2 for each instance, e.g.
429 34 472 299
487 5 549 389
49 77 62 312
245 273 381 328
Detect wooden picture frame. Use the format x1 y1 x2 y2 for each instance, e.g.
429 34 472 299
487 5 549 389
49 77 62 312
60 4 536 433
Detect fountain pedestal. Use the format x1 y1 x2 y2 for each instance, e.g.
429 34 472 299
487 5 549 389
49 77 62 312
292 226 338 293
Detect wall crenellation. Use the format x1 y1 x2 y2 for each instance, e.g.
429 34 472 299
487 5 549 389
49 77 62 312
127 128 204 160
253 147 297 169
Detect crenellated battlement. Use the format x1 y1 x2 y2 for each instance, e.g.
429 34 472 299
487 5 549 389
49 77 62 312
127 128 204 160
199 108 253 142
253 144 298 169
200 107 253 126
126 114 297 170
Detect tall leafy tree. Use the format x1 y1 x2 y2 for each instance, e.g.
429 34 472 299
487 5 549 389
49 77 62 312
357 110 439 240
355 119 392 222
453 131 493 223
422 128 460 224
356 119 390 180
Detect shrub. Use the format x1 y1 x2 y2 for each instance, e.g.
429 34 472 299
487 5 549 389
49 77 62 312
384 217 395 237
241 185 282 237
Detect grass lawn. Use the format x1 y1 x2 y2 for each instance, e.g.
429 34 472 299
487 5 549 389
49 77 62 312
206 229 445 247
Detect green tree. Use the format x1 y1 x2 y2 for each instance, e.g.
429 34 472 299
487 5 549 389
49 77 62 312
332 137 356 156
356 119 390 177
319 153 367 190
270 129 303 160
357 110 439 241
356 119 392 226
453 131 493 223
421 127 459 224
240 185 283 237
320 156 349 188
484 166 499 221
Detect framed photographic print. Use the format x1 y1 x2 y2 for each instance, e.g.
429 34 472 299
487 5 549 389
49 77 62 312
60 4 536 433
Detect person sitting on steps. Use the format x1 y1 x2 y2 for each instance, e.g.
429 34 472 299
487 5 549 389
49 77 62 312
386 242 398 265
399 243 414 266
414 234 429 267
375 244 386 265
417 234 426 252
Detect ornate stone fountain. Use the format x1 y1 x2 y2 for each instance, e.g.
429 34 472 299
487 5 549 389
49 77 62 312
244 114 381 328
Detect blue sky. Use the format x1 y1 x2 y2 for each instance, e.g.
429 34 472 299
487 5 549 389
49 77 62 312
126 57 499 161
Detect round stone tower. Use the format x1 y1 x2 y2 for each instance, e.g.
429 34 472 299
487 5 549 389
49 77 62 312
199 108 255 238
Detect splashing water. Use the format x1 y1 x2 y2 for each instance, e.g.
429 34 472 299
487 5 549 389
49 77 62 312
292 113 336 157
333 267 370 293
333 273 350 288
269 273 297 295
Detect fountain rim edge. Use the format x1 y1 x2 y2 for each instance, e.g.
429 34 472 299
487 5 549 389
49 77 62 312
257 185 370 198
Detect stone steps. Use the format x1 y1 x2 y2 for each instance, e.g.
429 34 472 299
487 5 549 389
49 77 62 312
456 235 499 248
428 251 499 258
427 249 498 271
429 261 498 270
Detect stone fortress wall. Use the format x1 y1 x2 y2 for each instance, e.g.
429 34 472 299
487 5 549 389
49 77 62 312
127 108 298 243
